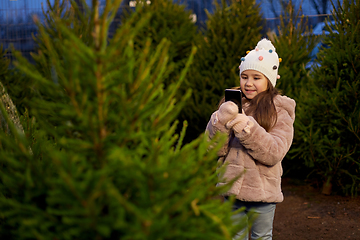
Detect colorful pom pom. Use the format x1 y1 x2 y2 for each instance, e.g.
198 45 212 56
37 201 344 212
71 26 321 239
269 49 273 53
246 50 251 54
241 57 245 61
279 58 282 63
258 56 263 61
277 75 281 79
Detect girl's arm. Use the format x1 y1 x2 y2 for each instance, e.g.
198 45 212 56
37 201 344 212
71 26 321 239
205 101 239 157
227 106 295 166
205 101 239 139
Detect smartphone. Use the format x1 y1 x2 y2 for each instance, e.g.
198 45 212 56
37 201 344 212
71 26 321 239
225 89 242 113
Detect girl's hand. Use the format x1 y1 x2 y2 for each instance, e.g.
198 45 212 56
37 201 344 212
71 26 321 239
226 111 251 133
217 101 239 126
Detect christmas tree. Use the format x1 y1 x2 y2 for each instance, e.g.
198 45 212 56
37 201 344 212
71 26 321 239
266 0 318 178
0 0 242 238
292 0 360 196
268 0 318 99
120 0 200 99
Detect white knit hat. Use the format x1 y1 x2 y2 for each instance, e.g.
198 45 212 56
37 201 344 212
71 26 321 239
239 38 281 87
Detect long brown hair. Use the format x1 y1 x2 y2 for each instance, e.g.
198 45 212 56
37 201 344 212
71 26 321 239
219 82 279 132
245 82 279 132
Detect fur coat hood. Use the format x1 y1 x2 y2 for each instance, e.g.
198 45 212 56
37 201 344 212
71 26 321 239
206 95 296 203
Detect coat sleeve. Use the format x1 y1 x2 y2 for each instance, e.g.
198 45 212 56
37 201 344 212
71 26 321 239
233 107 295 166
205 112 231 157
205 112 227 138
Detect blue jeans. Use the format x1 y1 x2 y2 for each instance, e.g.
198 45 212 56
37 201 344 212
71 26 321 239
228 199 276 240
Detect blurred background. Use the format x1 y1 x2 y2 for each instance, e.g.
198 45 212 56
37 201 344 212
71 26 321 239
0 0 340 61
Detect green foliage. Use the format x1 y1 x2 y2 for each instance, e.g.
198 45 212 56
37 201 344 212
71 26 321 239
293 0 360 196
0 0 240 238
120 0 202 143
0 46 25 136
0 62 34 115
1 0 92 115
0 46 9 77
268 0 318 99
31 0 94 83
120 0 199 89
266 1 318 178
182 0 263 142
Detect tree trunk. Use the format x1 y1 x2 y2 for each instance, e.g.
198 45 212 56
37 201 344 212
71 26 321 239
0 82 24 135
321 176 332 195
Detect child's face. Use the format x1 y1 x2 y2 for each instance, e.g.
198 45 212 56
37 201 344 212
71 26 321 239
240 70 269 99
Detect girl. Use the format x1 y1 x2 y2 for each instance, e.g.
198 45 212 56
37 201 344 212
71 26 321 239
206 38 296 240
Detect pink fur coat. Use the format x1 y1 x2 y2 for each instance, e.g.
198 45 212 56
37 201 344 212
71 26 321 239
206 95 296 203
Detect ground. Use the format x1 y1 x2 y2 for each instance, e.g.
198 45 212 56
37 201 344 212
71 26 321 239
273 178 360 240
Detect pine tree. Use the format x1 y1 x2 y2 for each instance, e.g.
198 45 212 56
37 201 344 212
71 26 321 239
119 0 203 142
266 0 318 178
292 0 360 196
268 0 318 99
0 0 242 238
120 0 200 94
0 0 92 115
181 0 263 142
